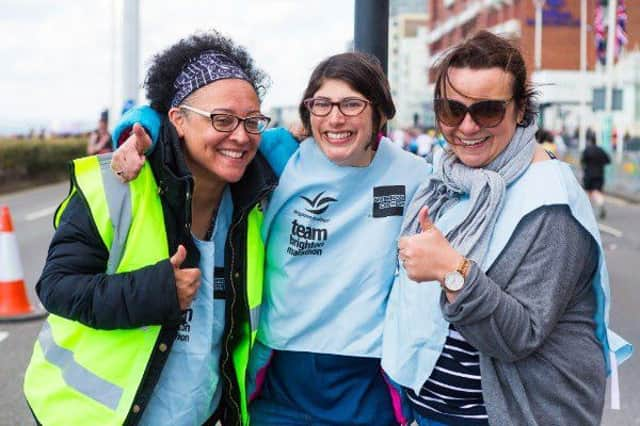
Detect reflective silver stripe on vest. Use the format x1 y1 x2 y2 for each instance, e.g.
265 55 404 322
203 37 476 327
250 306 260 333
98 154 133 274
38 321 123 410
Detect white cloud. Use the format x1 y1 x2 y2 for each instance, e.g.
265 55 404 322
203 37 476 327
0 0 354 133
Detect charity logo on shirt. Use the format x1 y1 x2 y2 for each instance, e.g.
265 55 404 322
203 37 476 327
286 191 336 257
300 191 337 215
372 185 405 217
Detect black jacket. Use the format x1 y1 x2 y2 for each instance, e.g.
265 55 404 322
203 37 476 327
581 144 611 180
36 119 277 425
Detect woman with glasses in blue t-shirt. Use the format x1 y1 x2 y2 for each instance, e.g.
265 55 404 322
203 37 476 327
110 51 430 425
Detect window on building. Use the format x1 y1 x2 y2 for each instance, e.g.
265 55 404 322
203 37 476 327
592 88 623 111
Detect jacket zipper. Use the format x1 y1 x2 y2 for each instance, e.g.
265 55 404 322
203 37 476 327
223 185 275 423
185 187 192 234
223 211 244 423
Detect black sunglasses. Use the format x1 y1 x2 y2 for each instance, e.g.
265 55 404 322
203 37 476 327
434 98 513 128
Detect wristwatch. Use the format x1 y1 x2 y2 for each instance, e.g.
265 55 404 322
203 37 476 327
442 257 471 293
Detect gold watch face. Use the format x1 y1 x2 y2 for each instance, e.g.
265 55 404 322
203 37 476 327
444 271 464 292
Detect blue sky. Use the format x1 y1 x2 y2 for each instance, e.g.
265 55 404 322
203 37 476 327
0 0 354 134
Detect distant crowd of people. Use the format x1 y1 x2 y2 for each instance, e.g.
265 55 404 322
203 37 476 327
390 127 445 160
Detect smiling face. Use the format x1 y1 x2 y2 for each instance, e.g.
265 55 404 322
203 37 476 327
439 67 524 168
170 79 261 184
309 78 375 167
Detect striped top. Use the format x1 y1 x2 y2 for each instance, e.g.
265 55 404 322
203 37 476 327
407 325 489 425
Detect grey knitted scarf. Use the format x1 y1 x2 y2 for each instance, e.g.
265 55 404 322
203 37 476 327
401 122 538 265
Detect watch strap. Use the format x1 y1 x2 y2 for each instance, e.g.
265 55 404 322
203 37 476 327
458 257 471 278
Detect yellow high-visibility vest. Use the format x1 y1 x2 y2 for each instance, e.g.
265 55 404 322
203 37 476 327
24 154 265 425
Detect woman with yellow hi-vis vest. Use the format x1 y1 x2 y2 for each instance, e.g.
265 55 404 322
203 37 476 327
23 30 276 426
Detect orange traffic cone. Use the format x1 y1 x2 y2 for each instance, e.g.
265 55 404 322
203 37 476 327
0 205 46 321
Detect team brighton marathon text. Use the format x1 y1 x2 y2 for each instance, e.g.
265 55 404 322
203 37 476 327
287 236 325 256
287 219 328 256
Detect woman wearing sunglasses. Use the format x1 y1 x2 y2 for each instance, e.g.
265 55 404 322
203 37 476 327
109 52 429 425
24 31 275 425
384 30 628 425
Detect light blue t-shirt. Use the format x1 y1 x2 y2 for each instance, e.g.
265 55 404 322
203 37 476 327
257 137 431 357
140 187 232 425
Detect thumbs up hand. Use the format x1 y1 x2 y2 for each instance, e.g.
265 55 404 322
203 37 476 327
397 206 463 283
169 245 201 310
110 123 150 183
417 205 435 234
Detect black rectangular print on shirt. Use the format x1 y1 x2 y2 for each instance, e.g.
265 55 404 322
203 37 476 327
214 267 226 299
373 185 406 218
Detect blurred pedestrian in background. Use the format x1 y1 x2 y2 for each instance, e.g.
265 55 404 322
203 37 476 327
391 127 408 147
404 127 419 154
415 128 435 158
553 129 567 159
86 109 113 155
582 136 611 219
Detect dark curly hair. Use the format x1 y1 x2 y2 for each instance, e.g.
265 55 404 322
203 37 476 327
144 30 270 114
432 30 538 127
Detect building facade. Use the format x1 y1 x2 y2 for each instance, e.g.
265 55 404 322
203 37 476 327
426 0 640 137
389 13 433 129
392 0 430 15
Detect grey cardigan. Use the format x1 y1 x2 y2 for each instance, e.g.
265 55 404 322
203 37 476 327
443 204 606 426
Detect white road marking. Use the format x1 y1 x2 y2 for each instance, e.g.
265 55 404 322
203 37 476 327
25 206 57 221
0 331 8 343
599 223 623 238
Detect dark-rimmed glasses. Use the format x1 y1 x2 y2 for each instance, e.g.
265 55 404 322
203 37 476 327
180 105 271 134
303 97 371 117
434 98 513 128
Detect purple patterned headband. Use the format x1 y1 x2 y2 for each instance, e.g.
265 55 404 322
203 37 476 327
170 51 250 107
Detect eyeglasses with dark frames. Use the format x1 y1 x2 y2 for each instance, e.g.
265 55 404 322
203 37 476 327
180 105 271 134
303 97 371 117
434 98 513 128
